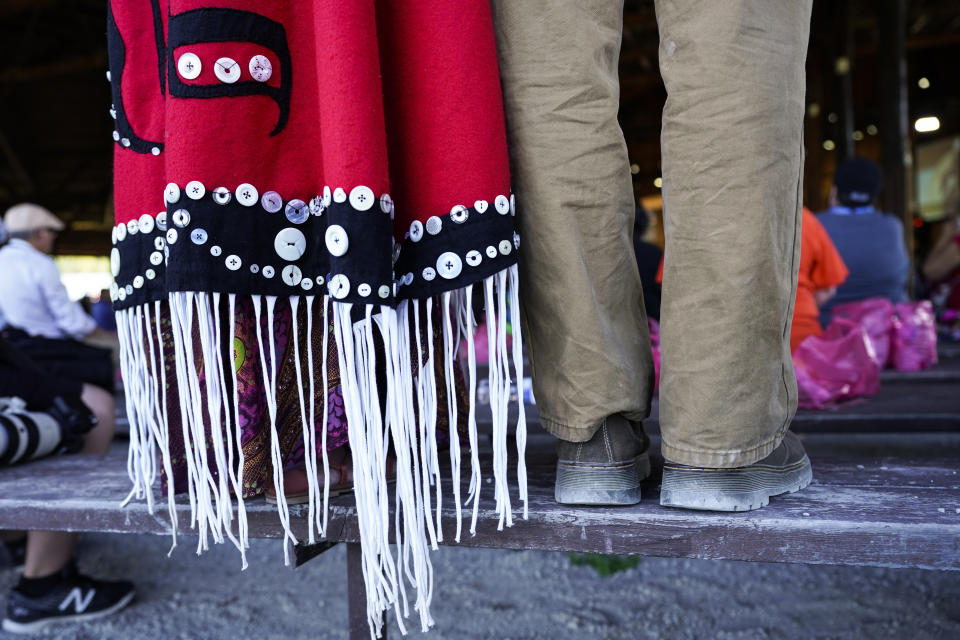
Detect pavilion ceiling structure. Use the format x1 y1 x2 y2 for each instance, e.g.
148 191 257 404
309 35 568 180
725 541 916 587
0 0 957 256
0 0 110 254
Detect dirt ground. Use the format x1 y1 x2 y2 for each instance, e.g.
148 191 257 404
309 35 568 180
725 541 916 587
1 529 958 640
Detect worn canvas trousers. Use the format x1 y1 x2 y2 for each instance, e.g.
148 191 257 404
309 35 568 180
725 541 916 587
491 0 812 467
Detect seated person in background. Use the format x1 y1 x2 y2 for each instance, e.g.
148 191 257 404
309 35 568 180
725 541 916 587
90 289 117 332
922 214 960 310
791 207 849 351
0 335 135 632
0 204 115 393
817 157 910 327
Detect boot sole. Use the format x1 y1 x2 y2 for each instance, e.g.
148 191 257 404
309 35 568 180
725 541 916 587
659 456 813 512
554 453 650 506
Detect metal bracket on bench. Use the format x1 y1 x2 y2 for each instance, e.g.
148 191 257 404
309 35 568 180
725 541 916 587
293 540 340 567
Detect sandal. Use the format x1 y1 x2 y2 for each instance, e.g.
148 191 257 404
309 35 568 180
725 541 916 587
265 446 396 505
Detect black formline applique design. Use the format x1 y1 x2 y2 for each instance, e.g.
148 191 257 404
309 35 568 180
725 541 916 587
107 1 165 155
167 8 292 136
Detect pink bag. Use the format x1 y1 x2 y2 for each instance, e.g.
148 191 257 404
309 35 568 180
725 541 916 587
830 298 894 368
465 322 513 364
793 318 881 409
891 301 938 371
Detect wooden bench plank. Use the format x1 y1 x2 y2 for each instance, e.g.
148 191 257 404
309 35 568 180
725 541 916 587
0 448 957 571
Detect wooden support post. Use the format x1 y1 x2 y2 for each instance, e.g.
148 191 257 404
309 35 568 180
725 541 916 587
878 0 913 265
0 128 35 195
804 31 825 210
834 1 856 162
347 542 386 640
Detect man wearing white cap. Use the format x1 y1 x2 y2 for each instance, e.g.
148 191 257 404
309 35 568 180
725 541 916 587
0 205 132 632
0 204 115 390
0 202 115 449
0 204 95 341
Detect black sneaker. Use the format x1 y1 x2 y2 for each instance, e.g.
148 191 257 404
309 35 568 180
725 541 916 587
660 431 813 512
2 564 135 634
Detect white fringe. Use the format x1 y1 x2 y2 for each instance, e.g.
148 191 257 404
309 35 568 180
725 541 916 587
333 303 398 637
424 298 442 541
397 302 437 613
379 304 434 632
210 293 246 561
173 291 224 551
164 293 197 538
206 293 250 557
144 301 178 554
193 294 226 544
411 303 440 551
508 268 529 519
461 285 482 535
484 273 513 531
195 293 239 552
440 292 463 543
118 263 528 638
290 296 318 544
252 295 298 565
117 308 147 509
227 294 250 568
318 296 331 537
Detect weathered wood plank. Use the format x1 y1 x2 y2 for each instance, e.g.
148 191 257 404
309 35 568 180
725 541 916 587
0 450 957 571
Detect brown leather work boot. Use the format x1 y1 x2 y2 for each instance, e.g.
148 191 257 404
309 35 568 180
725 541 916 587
554 414 650 506
660 431 812 512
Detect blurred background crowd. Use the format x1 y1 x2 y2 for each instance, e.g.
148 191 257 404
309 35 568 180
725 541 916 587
1 0 958 407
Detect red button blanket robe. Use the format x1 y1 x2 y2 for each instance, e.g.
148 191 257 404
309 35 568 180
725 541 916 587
108 1 527 634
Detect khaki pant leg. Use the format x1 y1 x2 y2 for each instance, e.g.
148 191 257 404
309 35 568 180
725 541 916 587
655 0 812 467
490 0 653 442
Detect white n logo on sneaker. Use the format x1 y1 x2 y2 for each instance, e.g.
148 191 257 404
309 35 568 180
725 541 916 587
58 587 95 613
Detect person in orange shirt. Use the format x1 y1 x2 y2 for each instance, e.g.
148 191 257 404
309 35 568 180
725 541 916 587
791 207 849 351
652 208 846 352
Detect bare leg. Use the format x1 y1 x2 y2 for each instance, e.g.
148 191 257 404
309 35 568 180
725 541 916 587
22 532 76 578
22 384 116 577
79 383 116 455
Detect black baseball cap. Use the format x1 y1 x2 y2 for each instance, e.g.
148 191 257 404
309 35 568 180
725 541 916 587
834 156 882 207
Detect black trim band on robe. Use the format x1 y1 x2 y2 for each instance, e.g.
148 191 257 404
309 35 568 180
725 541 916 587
111 183 519 309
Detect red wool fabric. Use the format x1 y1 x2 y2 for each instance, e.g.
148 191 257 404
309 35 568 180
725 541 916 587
112 0 509 236
110 1 165 221
109 6 525 635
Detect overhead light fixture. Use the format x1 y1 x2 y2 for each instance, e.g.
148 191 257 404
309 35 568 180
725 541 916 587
630 163 640 175
653 177 662 189
914 116 940 133
866 124 878 135
822 139 836 151
918 77 930 89
852 130 864 141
